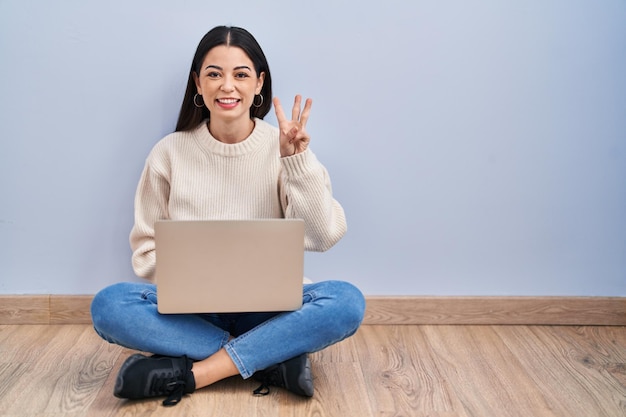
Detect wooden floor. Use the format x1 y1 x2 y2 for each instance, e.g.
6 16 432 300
0 324 624 417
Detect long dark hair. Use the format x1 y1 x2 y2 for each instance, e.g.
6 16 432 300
175 26 273 132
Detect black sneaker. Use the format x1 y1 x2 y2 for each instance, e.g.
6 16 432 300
253 353 313 397
114 354 196 406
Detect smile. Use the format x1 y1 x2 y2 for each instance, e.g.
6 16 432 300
216 98 240 104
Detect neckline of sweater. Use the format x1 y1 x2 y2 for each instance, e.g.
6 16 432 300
191 118 274 157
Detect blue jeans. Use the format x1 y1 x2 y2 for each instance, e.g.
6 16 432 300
90 280 365 379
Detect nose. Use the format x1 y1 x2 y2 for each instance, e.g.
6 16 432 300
221 75 235 92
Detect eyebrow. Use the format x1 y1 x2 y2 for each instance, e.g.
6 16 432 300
205 65 252 71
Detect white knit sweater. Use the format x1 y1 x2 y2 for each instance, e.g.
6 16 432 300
129 118 347 281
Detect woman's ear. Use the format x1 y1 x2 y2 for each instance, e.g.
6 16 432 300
193 72 201 94
256 72 265 95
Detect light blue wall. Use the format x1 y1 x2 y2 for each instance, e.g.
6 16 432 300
1 0 624 295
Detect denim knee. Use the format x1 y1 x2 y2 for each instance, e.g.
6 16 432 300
91 283 122 338
313 280 366 338
335 281 366 335
90 282 151 340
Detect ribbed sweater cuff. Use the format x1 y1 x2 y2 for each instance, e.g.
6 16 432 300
280 149 318 176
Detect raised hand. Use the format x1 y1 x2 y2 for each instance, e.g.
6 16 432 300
273 95 312 157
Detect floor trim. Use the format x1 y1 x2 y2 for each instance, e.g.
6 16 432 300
0 295 624 325
365 296 626 325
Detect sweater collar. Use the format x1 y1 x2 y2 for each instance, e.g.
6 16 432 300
192 118 273 157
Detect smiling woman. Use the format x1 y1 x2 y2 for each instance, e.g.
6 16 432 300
89 25 365 407
192 45 265 143
176 26 273 134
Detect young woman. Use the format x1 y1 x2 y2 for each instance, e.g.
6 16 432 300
90 25 365 407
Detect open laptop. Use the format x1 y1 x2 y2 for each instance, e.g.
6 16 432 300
154 219 305 314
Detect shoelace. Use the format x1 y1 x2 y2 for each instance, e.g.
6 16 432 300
147 365 189 406
253 368 282 396
163 380 187 406
253 381 271 396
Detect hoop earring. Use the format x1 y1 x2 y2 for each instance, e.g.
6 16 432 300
253 94 264 108
193 93 204 108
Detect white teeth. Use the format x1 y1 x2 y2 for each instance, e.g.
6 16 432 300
218 98 239 104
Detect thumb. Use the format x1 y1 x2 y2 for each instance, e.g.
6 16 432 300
286 126 299 141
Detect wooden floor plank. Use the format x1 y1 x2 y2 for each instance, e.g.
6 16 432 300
354 325 463 416
0 324 60 363
501 326 626 417
183 374 278 417
304 362 375 417
0 325 122 417
0 324 624 417
422 325 573 417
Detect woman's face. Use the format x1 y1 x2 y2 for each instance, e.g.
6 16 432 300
193 45 264 125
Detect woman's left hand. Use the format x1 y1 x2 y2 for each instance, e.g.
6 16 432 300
274 95 312 157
